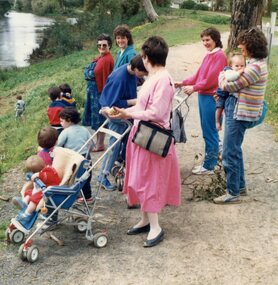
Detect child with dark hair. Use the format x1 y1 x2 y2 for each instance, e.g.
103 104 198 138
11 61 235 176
59 83 77 107
15 95 25 118
113 24 136 70
37 126 58 165
47 86 67 134
57 107 93 203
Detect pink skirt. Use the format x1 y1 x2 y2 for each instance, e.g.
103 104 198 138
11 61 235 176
123 126 181 212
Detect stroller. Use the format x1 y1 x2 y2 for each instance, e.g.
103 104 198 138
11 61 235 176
6 118 132 263
110 88 190 192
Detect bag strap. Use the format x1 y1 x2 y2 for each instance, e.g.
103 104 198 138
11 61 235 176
143 77 172 129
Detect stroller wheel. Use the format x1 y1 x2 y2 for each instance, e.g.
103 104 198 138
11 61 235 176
18 244 27 261
10 229 25 244
93 232 108 248
74 218 88 233
26 245 39 263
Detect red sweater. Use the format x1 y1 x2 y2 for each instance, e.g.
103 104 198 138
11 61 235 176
182 48 227 95
93 53 114 93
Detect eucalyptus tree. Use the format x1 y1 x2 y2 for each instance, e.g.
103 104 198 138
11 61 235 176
228 0 265 50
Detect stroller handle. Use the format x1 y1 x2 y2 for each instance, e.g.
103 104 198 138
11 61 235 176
26 172 47 190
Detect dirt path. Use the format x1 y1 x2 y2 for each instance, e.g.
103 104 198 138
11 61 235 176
1 34 278 285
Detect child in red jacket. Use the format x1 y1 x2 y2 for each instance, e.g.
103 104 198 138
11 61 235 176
13 155 61 228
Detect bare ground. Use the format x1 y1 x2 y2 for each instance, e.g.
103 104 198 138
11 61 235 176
1 34 278 285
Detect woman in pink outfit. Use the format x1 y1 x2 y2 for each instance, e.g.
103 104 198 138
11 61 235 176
111 36 181 248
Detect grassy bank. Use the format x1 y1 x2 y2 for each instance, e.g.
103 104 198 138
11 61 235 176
0 12 230 179
0 11 277 182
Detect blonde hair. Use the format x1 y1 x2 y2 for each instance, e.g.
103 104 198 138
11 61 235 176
228 51 245 66
25 155 45 173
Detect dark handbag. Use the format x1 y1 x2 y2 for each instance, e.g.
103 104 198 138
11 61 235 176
132 120 173 158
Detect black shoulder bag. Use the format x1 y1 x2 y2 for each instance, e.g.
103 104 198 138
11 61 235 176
132 91 173 158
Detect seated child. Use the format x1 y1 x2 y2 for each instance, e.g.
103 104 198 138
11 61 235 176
37 126 58 166
15 95 25 119
57 107 93 204
47 86 67 135
59 83 77 108
13 155 61 228
215 53 245 131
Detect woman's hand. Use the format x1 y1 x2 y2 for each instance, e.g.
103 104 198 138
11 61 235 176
174 82 183 88
109 107 131 120
182 85 194 95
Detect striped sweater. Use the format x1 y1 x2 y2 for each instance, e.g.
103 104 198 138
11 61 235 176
218 58 268 121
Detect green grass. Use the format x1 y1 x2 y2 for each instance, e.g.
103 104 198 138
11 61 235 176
266 45 278 140
0 222 8 249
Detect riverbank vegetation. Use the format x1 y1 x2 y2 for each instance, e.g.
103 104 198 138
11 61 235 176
0 9 277 181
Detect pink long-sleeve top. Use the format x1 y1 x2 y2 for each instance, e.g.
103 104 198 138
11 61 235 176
182 48 227 95
127 69 175 129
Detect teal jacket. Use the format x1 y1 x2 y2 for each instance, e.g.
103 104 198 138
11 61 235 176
114 45 136 70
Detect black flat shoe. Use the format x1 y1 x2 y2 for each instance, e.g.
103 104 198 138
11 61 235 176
143 229 165 247
127 224 150 235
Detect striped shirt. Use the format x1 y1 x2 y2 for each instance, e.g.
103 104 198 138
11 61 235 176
218 58 268 121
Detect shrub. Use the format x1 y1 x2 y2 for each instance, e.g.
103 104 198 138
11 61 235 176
200 15 230 25
153 0 171 7
29 22 83 62
180 0 196 10
121 0 140 18
195 4 209 11
31 0 60 15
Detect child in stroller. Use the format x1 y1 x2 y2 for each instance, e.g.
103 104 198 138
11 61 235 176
12 155 61 232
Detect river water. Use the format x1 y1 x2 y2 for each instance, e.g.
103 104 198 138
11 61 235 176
0 11 54 69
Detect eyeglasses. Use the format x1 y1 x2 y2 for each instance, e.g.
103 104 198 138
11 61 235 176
97 43 108 48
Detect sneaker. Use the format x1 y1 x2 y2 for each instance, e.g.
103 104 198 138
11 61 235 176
240 188 248 196
76 197 94 204
192 165 214 175
12 196 27 209
213 193 240 204
99 177 115 191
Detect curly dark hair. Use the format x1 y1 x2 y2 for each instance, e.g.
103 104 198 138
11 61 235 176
141 36 168 67
59 107 81 124
37 127 58 149
96 33 113 49
237 27 268 59
113 24 134 45
200 27 223 48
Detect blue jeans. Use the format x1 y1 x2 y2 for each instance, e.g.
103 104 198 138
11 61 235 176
222 96 252 196
198 94 219 170
99 120 128 177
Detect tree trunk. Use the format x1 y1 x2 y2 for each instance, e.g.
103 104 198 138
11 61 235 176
141 0 159 22
266 0 272 16
228 0 265 50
